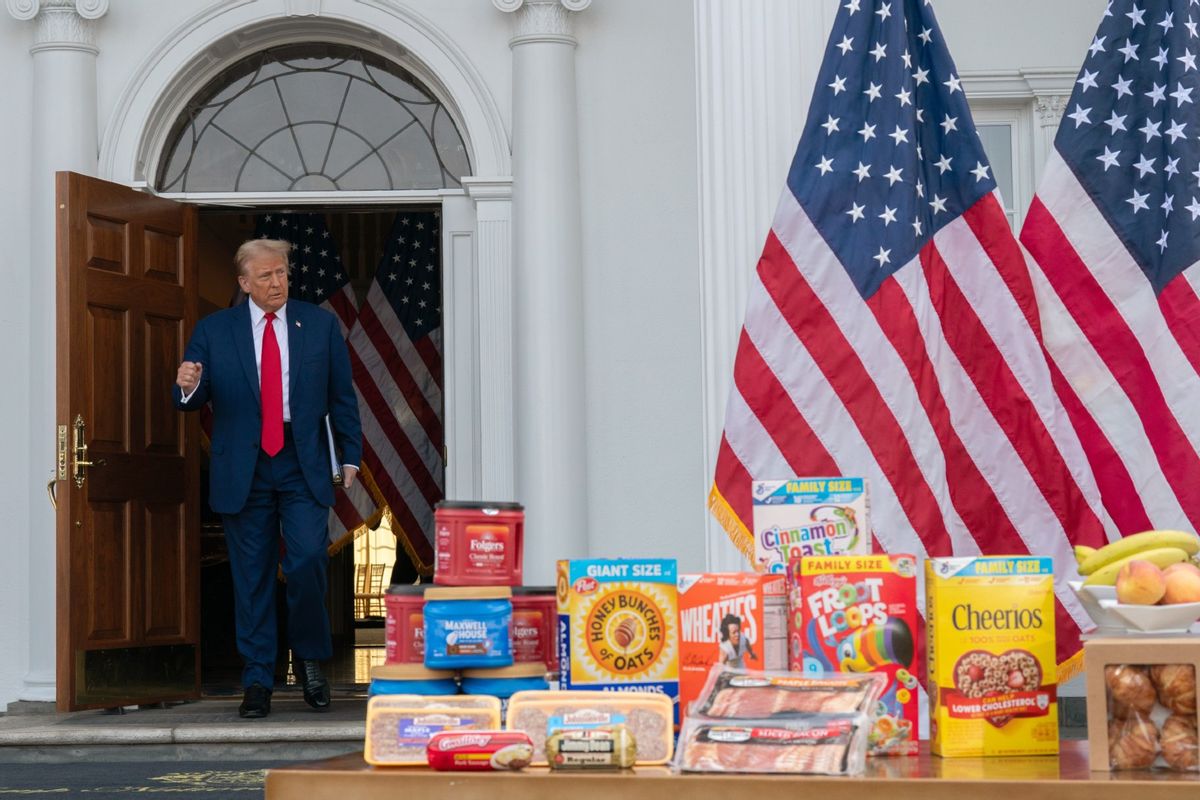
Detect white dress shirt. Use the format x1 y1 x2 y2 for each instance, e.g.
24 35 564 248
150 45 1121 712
248 300 291 422
179 300 290 421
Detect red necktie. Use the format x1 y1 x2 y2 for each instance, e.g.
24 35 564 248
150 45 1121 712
260 311 284 456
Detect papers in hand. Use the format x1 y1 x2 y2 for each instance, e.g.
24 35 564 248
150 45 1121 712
325 414 344 486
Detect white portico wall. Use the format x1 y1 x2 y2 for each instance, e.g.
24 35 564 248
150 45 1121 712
0 3 35 708
3 0 109 703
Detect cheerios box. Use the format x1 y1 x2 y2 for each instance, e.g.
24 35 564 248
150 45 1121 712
752 478 870 573
677 573 789 721
798 554 919 756
557 559 679 722
926 556 1059 757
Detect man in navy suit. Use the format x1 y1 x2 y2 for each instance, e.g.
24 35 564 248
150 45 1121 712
175 238 362 719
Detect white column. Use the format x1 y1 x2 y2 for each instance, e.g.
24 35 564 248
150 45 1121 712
494 0 589 584
694 0 832 570
6 0 108 701
462 178 516 504
1032 94 1068 187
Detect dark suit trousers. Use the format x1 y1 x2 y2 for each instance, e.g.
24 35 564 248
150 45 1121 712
221 429 332 689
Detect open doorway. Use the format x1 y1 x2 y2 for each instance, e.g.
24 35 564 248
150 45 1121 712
194 206 441 695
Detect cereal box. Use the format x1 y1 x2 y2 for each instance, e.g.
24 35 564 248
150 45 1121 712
556 559 679 720
798 554 919 756
752 478 870 573
677 573 788 721
926 556 1059 757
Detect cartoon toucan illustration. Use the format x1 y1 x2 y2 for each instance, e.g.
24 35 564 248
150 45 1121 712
837 617 914 672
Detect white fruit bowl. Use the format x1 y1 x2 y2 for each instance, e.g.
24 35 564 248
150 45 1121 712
1097 597 1200 634
1069 581 1125 633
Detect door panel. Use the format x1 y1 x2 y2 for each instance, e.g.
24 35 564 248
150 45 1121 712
56 171 200 710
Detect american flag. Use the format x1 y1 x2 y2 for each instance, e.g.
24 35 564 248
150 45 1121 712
708 0 1109 676
255 212 383 549
1021 0 1200 537
346 211 444 569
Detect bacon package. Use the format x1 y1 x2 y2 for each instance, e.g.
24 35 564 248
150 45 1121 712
692 666 886 719
675 715 870 776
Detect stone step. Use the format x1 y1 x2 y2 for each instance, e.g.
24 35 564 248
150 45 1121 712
0 694 366 764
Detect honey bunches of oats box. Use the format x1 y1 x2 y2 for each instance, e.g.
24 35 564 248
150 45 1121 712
926 556 1059 757
556 559 679 722
798 554 919 756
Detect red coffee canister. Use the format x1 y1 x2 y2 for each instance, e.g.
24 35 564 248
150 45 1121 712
511 586 558 671
383 584 426 664
433 501 525 586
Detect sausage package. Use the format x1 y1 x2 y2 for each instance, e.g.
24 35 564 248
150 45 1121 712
426 730 534 771
504 689 674 765
675 713 871 775
692 666 886 719
364 695 503 766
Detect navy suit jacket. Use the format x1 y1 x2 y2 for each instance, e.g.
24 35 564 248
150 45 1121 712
174 299 363 515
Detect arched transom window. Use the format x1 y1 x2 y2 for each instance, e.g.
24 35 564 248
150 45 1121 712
157 43 472 192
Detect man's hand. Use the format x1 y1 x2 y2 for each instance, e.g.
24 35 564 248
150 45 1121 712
176 361 203 392
342 466 358 489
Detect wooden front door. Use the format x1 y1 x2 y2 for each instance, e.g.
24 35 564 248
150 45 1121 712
55 172 200 711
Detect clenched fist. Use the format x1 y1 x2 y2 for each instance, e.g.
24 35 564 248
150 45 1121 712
176 361 203 393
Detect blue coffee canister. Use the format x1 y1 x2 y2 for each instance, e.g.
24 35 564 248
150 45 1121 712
461 663 549 722
368 663 459 696
423 585 513 670
460 663 549 698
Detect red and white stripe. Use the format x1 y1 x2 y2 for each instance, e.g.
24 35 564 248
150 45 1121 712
319 283 381 546
346 280 444 568
712 186 1110 667
1020 150 1200 535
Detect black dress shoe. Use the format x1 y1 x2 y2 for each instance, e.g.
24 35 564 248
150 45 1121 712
296 659 331 710
238 683 272 719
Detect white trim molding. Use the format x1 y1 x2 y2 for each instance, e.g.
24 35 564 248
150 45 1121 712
961 68 1076 199
462 176 515 503
100 0 511 186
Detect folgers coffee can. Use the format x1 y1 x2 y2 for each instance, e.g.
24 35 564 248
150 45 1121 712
384 584 426 664
426 730 535 771
512 586 558 671
434 501 525 586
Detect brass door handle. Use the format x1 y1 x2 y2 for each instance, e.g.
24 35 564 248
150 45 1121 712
71 414 104 488
46 478 57 510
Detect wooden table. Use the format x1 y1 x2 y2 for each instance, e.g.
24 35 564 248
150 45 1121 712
266 741 1199 800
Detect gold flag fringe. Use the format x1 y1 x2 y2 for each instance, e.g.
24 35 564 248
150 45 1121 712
707 483 755 566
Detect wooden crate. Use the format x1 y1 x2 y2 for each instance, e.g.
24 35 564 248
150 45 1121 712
1083 636 1200 772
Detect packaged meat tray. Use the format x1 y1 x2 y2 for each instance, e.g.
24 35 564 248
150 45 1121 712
364 695 503 766
693 666 886 719
675 714 870 775
504 689 674 765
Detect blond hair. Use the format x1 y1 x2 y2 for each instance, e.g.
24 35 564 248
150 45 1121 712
235 238 292 275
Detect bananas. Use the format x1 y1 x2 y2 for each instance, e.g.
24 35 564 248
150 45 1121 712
1081 547 1190 586
1077 530 1200 576
1073 545 1097 565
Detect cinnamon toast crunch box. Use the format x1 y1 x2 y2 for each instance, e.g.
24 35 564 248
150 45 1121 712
556 559 679 721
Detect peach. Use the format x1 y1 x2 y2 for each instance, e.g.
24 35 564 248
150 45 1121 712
1115 560 1168 605
1163 562 1200 579
1161 563 1200 605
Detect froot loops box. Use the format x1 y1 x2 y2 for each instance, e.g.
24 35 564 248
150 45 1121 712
556 559 679 721
752 478 870 573
797 554 919 756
